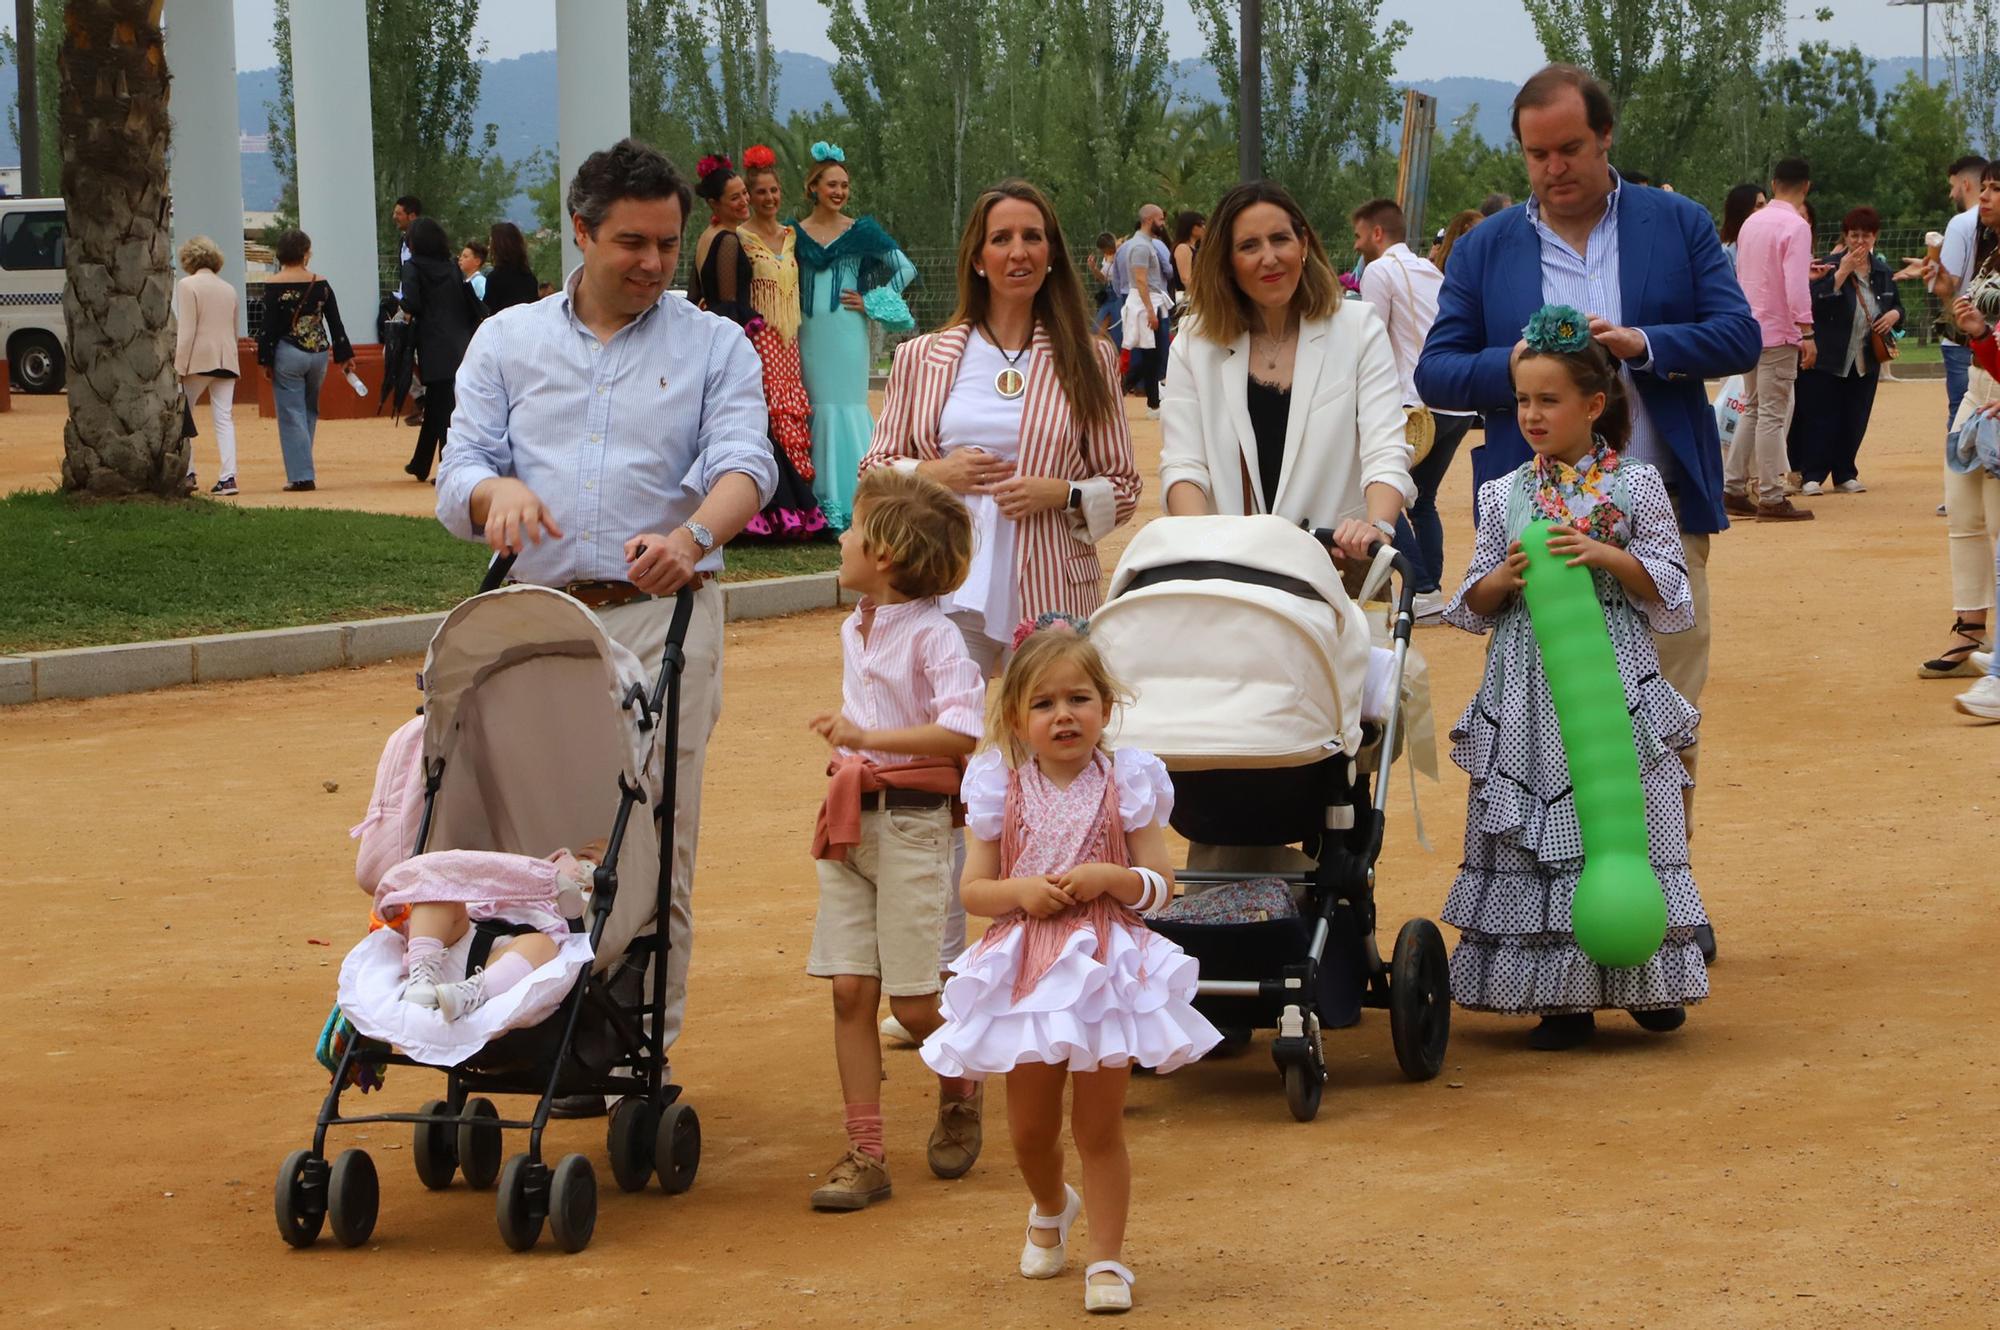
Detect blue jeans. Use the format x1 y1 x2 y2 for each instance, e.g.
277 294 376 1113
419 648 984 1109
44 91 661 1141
1394 413 1475 592
1944 343 1972 444
272 340 327 483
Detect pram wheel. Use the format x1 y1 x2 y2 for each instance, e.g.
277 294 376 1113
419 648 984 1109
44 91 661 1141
1282 1062 1324 1123
496 1154 546 1252
654 1100 701 1194
273 1148 326 1248
548 1154 598 1253
457 1097 502 1190
606 1096 659 1193
1389 918 1451 1082
327 1148 380 1248
412 1099 458 1190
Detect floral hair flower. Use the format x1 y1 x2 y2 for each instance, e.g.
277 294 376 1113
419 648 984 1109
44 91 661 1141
810 141 846 164
1337 270 1360 293
1010 612 1090 651
695 153 733 181
1521 303 1593 354
742 144 777 171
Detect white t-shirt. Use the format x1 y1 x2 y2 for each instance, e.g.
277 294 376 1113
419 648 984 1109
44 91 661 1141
1942 205 1980 285
937 331 1027 648
1356 243 1472 417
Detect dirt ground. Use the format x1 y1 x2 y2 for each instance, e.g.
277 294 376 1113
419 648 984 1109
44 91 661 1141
4 380 1996 1328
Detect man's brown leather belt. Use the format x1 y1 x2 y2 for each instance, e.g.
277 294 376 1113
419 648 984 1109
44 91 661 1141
858 789 952 812
530 575 712 610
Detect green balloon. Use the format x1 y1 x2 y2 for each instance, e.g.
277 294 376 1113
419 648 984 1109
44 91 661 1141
1518 519 1668 968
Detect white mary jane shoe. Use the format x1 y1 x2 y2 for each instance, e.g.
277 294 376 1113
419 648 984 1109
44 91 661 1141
1084 1261 1135 1313
1019 1184 1081 1279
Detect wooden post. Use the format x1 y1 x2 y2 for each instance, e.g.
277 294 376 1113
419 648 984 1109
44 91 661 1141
1395 89 1438 251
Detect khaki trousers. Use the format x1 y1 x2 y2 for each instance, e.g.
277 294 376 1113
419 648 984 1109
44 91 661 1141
1650 524 1711 829
598 584 725 1054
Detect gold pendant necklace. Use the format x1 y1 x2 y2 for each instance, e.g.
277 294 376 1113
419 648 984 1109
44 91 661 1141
985 324 1029 400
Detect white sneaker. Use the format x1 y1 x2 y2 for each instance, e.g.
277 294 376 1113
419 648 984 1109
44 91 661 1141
1799 481 1823 496
435 969 491 1022
1973 650 1994 675
1957 675 2000 721
880 1013 917 1046
1834 479 1866 494
402 947 448 1008
1411 591 1448 623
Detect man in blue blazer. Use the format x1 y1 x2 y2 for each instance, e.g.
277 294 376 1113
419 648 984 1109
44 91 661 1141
1415 64 1757 959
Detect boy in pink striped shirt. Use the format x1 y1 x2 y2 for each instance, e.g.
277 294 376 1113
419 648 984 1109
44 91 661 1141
806 468 989 1211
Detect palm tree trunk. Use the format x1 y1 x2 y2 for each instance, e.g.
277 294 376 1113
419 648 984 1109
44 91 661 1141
58 0 184 498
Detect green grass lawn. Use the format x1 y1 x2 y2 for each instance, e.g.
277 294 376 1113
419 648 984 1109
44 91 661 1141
1 490 839 653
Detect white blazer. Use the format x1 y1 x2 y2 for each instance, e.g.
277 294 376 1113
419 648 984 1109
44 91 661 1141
1159 300 1414 526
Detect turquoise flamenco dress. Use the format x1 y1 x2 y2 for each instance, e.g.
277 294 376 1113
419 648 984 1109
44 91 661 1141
791 216 918 530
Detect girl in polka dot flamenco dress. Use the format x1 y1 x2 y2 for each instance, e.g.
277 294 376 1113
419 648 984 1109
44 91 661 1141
1441 305 1710 1051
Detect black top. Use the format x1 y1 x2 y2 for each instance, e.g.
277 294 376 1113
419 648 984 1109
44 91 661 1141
483 265 540 315
1247 375 1290 513
1807 249 1904 378
256 278 353 366
399 255 483 386
689 230 755 328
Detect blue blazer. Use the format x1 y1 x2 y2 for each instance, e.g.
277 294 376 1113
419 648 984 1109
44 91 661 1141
1413 186 1761 534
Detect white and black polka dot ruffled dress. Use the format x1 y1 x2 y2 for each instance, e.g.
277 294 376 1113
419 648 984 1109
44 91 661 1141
1439 461 1710 1016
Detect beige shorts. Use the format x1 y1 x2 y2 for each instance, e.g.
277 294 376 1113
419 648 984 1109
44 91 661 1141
807 804 954 996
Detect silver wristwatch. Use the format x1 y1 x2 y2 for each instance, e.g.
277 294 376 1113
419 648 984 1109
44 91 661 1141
1370 517 1397 541
682 520 715 554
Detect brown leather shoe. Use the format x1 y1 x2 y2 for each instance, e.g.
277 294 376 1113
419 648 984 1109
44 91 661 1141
927 1084 983 1179
1722 491 1758 517
1755 498 1815 521
810 1148 891 1211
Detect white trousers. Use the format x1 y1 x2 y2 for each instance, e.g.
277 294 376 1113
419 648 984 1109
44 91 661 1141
182 374 237 481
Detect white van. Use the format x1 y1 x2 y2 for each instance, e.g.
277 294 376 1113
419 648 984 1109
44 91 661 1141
0 197 68 393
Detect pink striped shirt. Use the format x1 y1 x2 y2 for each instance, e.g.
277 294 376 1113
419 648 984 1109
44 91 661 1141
837 596 987 766
1735 199 1815 348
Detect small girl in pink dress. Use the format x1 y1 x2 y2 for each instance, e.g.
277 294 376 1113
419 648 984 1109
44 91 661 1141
921 617 1220 1315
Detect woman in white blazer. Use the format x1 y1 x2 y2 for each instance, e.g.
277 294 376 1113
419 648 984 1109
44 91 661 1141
1159 180 1411 559
174 235 241 495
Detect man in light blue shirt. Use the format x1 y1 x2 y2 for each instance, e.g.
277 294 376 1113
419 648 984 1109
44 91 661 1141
437 139 776 1080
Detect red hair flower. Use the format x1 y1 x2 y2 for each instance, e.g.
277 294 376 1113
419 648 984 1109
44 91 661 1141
742 144 777 171
695 153 733 180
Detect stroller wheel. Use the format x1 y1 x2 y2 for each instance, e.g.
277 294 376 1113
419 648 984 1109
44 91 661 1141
547 1154 598 1253
412 1099 458 1190
606 1097 659 1193
273 1149 327 1248
457 1097 502 1190
1282 1062 1324 1123
327 1149 380 1248
495 1154 545 1252
1390 918 1452 1082
654 1100 701 1194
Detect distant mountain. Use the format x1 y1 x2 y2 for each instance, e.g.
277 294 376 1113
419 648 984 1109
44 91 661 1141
0 47 1937 212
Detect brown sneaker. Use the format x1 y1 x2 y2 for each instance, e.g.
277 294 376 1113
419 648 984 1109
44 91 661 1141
1755 498 1815 522
927 1084 984 1179
810 1148 891 1211
1722 490 1757 517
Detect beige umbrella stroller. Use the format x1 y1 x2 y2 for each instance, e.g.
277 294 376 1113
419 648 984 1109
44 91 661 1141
275 559 700 1254
1092 515 1450 1121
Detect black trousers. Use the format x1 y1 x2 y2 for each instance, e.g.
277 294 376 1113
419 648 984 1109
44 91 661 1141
1786 367 1878 487
406 378 456 480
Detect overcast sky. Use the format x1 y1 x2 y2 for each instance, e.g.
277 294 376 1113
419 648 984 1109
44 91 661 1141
6 1 1931 81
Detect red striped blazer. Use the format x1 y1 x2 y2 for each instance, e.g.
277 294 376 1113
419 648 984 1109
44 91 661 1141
863 323 1141 622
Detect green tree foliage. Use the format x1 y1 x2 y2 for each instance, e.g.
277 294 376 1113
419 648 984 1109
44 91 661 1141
1877 73 1971 225
1 0 60 191
1191 0 1410 230
1758 43 1889 231
1424 106 1529 223
630 0 776 167
268 0 519 264
1939 0 1999 157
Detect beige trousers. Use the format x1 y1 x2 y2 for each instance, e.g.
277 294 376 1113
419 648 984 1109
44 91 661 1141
1947 369 2000 612
1726 345 1801 506
598 584 725 1054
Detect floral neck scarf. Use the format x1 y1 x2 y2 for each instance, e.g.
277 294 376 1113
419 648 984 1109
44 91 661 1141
1531 440 1629 545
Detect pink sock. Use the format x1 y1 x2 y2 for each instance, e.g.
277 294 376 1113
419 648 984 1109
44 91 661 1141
844 1103 886 1160
480 948 536 998
406 935 444 968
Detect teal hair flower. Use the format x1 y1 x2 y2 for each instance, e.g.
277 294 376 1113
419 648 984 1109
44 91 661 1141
1522 304 1593 354
810 140 846 164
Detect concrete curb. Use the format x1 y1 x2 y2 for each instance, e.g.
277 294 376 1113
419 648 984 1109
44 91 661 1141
6 572 851 706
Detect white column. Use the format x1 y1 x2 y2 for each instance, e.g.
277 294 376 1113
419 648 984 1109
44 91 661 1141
166 2 248 335
557 1 632 276
288 0 379 345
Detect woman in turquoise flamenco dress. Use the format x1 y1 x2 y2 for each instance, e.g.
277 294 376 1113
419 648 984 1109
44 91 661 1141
791 142 919 530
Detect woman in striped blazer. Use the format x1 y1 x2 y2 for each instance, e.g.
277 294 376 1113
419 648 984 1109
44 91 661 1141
863 179 1141 676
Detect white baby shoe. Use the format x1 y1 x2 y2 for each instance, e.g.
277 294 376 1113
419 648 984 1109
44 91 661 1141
1020 1184 1081 1279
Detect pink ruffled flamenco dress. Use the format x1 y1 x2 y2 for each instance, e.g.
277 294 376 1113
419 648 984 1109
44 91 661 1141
920 748 1222 1079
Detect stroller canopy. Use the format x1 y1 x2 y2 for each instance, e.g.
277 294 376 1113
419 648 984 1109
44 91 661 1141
419 586 665 967
1095 516 1372 769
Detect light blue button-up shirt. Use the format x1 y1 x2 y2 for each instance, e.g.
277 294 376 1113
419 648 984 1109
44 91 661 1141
1525 175 1673 483
436 272 777 585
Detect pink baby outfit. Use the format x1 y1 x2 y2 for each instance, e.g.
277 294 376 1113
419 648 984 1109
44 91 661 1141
919 748 1222 1079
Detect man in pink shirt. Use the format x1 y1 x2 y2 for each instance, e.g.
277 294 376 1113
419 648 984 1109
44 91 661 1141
1724 156 1819 522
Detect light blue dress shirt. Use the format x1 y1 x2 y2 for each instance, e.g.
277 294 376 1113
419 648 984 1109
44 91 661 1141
1525 175 1673 483
436 272 777 585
